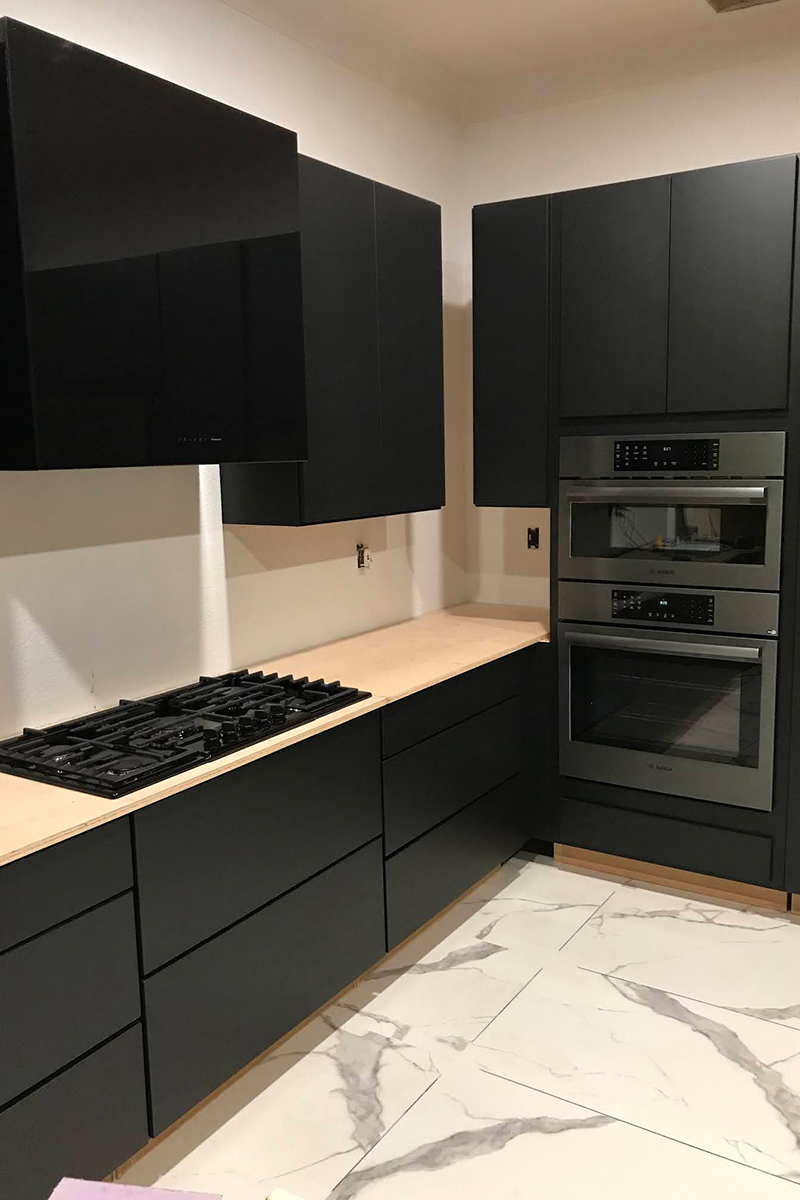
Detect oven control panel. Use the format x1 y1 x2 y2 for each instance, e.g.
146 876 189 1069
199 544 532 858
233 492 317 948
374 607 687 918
612 590 715 625
614 438 720 473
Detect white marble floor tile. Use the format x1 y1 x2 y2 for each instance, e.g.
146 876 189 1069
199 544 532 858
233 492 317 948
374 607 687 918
440 855 625 957
561 883 800 1025
120 1010 439 1200
469 961 800 1182
325 889 548 1075
325 1061 798 1200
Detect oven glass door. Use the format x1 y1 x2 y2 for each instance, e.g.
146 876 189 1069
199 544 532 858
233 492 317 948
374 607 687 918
559 624 776 810
559 481 783 590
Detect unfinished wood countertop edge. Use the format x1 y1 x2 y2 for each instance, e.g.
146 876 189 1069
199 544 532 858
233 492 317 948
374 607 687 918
0 606 549 868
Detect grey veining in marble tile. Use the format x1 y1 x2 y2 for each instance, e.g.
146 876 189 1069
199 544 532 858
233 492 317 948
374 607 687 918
470 960 800 1181
369 941 506 979
120 1011 440 1200
329 1107 613 1199
562 883 800 1027
324 1062 800 1200
610 978 800 1158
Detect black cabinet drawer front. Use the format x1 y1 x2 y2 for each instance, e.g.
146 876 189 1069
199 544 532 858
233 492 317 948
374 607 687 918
560 797 773 887
0 820 133 954
383 697 522 855
145 838 386 1135
0 1024 148 1200
135 713 382 973
382 650 530 757
386 776 529 949
0 893 140 1108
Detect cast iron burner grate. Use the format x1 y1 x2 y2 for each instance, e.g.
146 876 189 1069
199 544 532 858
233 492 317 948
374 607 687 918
0 670 371 798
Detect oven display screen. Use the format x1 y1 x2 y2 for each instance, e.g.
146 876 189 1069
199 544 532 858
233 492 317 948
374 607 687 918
612 590 715 625
614 439 720 472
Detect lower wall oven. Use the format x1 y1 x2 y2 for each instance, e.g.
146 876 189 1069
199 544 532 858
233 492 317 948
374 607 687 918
558 583 779 811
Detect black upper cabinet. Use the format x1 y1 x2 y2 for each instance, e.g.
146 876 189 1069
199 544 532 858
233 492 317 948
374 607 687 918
0 19 306 469
376 182 445 515
668 156 797 414
220 162 444 525
559 176 670 419
473 197 549 508
221 158 383 524
302 160 384 523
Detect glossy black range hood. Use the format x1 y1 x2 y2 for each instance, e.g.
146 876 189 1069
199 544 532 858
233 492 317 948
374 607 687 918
0 19 307 469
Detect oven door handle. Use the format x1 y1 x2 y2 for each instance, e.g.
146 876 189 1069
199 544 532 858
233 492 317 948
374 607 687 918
563 630 762 663
563 485 767 504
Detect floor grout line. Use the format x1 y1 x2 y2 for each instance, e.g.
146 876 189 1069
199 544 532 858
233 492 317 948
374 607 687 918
474 1066 800 1189
571 962 800 1039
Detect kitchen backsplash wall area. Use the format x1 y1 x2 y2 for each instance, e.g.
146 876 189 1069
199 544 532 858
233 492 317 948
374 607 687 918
0 0 471 740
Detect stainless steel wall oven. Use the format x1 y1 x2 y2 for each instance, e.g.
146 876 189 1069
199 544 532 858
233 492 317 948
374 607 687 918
559 433 784 591
558 432 784 812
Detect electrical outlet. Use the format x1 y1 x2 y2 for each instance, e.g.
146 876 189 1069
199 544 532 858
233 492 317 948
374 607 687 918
356 543 372 570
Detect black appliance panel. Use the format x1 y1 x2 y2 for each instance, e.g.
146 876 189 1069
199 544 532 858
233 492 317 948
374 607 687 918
612 590 715 626
614 439 719 473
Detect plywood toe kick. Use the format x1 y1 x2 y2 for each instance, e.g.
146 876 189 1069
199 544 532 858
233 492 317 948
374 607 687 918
555 844 789 914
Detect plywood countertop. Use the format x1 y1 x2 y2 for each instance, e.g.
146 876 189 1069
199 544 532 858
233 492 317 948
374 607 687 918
0 603 548 868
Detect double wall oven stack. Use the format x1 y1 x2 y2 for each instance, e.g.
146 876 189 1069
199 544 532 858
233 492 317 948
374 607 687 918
558 432 785 812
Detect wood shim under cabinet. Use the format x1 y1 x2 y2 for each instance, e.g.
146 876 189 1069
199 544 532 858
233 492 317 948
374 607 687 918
555 844 788 913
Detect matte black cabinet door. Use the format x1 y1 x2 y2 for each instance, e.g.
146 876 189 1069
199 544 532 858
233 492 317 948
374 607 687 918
473 197 549 507
559 176 670 419
376 183 445 515
668 156 797 413
135 713 382 973
0 1026 148 1200
385 776 529 948
381 649 528 757
0 819 132 954
300 158 383 523
0 894 140 1107
221 168 444 524
221 159 383 525
145 839 385 1135
383 697 523 854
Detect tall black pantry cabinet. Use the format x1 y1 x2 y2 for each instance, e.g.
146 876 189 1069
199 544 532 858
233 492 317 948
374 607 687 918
472 196 550 509
221 157 445 525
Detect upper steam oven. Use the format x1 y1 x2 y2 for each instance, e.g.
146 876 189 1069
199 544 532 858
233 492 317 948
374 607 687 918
558 432 785 592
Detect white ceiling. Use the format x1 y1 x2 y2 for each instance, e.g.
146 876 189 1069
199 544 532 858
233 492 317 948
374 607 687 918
224 0 800 121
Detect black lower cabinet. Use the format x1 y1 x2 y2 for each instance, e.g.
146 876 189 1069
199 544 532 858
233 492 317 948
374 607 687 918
560 797 773 886
0 1025 148 1200
383 698 522 854
134 713 382 973
385 776 530 949
0 894 140 1107
144 838 386 1135
0 820 133 954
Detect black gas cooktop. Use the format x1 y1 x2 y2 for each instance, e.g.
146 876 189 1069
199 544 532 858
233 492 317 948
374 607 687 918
0 670 371 799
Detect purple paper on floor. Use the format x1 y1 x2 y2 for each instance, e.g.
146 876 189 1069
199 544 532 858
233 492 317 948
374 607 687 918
49 1180 221 1200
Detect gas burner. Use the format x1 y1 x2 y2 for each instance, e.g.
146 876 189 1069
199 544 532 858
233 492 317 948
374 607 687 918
0 670 371 798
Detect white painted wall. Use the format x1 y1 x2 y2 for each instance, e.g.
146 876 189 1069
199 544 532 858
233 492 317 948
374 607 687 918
0 0 471 736
464 46 800 608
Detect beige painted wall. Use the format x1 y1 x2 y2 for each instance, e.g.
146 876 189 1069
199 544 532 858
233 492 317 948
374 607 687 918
0 0 471 736
463 46 800 609
2 1 799 734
